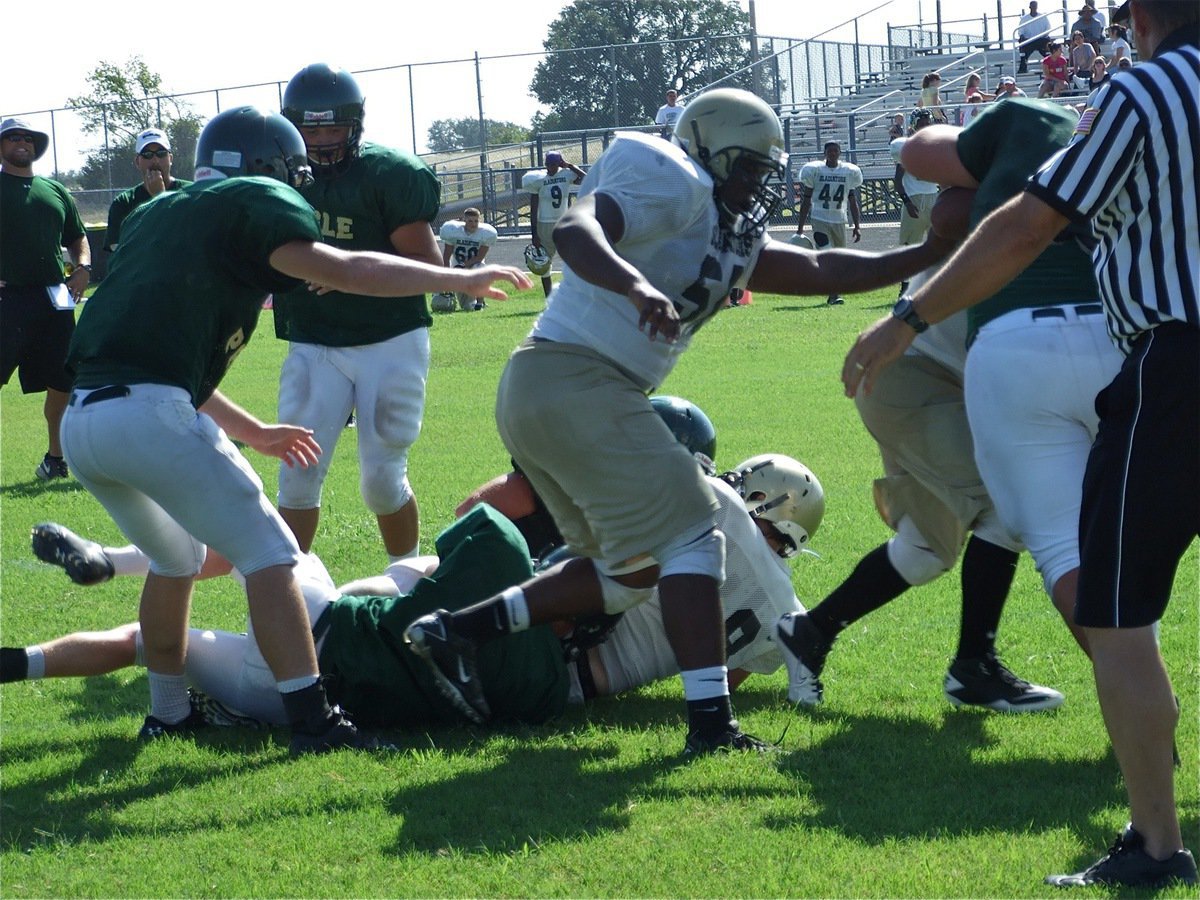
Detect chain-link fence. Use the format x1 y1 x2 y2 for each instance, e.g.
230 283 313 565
10 13 1085 270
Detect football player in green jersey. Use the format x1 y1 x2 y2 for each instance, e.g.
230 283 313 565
276 63 443 565
59 106 527 754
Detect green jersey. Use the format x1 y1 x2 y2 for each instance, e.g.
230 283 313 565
319 504 569 727
68 177 321 406
956 99 1099 342
104 178 192 251
273 143 440 346
0 171 86 286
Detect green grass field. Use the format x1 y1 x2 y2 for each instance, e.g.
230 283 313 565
1 284 1195 898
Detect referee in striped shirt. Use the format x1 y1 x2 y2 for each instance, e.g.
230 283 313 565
842 0 1197 888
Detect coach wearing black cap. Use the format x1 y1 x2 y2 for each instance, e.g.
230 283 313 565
105 127 191 252
843 0 1198 887
0 116 91 481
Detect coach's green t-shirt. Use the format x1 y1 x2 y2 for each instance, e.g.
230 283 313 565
319 504 570 728
956 99 1099 342
273 142 440 346
68 177 320 406
0 171 86 286
105 178 192 250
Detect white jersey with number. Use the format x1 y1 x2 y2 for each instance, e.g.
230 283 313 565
799 159 864 224
521 169 580 224
595 476 805 693
439 219 497 267
532 131 766 391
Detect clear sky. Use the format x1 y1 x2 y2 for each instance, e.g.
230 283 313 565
10 0 1046 173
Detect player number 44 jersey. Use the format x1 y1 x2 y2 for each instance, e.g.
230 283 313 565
798 160 863 224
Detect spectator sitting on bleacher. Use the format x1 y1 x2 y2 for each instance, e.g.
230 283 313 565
1069 31 1097 90
888 113 906 142
1086 57 1111 105
964 73 996 103
1017 1 1053 74
993 76 1028 100
1070 4 1105 55
918 72 947 123
1038 42 1070 98
1107 24 1131 68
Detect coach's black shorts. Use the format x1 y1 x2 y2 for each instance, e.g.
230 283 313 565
1075 323 1200 628
0 284 75 394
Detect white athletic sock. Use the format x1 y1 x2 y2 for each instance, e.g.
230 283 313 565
106 545 150 577
277 674 320 694
502 586 530 632
680 665 729 702
25 646 46 680
147 671 191 724
387 546 421 564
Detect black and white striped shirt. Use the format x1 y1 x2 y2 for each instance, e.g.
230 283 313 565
1027 27 1199 355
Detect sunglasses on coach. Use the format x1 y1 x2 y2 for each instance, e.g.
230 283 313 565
138 149 170 159
3 133 36 143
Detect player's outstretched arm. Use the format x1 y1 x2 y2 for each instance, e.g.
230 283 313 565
199 390 321 469
270 241 531 301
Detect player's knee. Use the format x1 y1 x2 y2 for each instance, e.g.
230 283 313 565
657 526 726 582
277 466 325 510
887 527 948 586
361 471 413 515
146 534 207 579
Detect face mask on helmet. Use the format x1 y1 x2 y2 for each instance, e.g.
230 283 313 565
650 395 717 475
193 106 313 189
282 63 366 173
524 244 552 276
730 454 825 558
673 88 789 239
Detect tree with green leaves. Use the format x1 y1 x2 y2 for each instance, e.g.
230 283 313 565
67 56 203 185
427 117 531 153
530 0 763 133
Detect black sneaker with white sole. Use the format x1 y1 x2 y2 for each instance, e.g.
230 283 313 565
774 611 832 706
31 523 115 586
944 653 1064 712
404 610 491 724
683 720 774 756
138 706 208 741
290 706 388 755
1045 825 1198 888
35 454 69 481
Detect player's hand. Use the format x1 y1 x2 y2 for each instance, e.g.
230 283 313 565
852 226 862 243
66 267 89 301
458 265 533 301
629 282 680 342
143 169 166 196
904 199 918 219
246 424 322 468
842 315 916 398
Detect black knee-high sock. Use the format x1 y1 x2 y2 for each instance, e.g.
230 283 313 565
955 535 1019 660
808 542 912 638
449 597 513 643
1 648 29 683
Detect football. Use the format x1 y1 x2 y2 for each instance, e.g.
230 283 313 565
930 186 977 242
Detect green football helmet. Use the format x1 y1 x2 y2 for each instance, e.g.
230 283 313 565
282 63 366 171
193 106 312 188
650 395 718 475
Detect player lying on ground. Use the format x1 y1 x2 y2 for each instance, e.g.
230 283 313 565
10 455 825 726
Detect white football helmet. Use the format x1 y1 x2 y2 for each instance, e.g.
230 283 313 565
431 291 457 312
524 244 552 276
732 454 825 557
787 233 815 250
673 88 788 238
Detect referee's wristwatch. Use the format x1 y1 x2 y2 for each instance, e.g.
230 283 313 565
891 294 929 333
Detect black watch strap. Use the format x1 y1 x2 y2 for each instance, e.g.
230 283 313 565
892 295 929 333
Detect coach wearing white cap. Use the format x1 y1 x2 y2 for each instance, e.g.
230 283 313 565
104 127 191 252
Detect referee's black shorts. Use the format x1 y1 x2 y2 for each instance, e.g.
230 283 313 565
0 284 75 394
1075 323 1200 628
